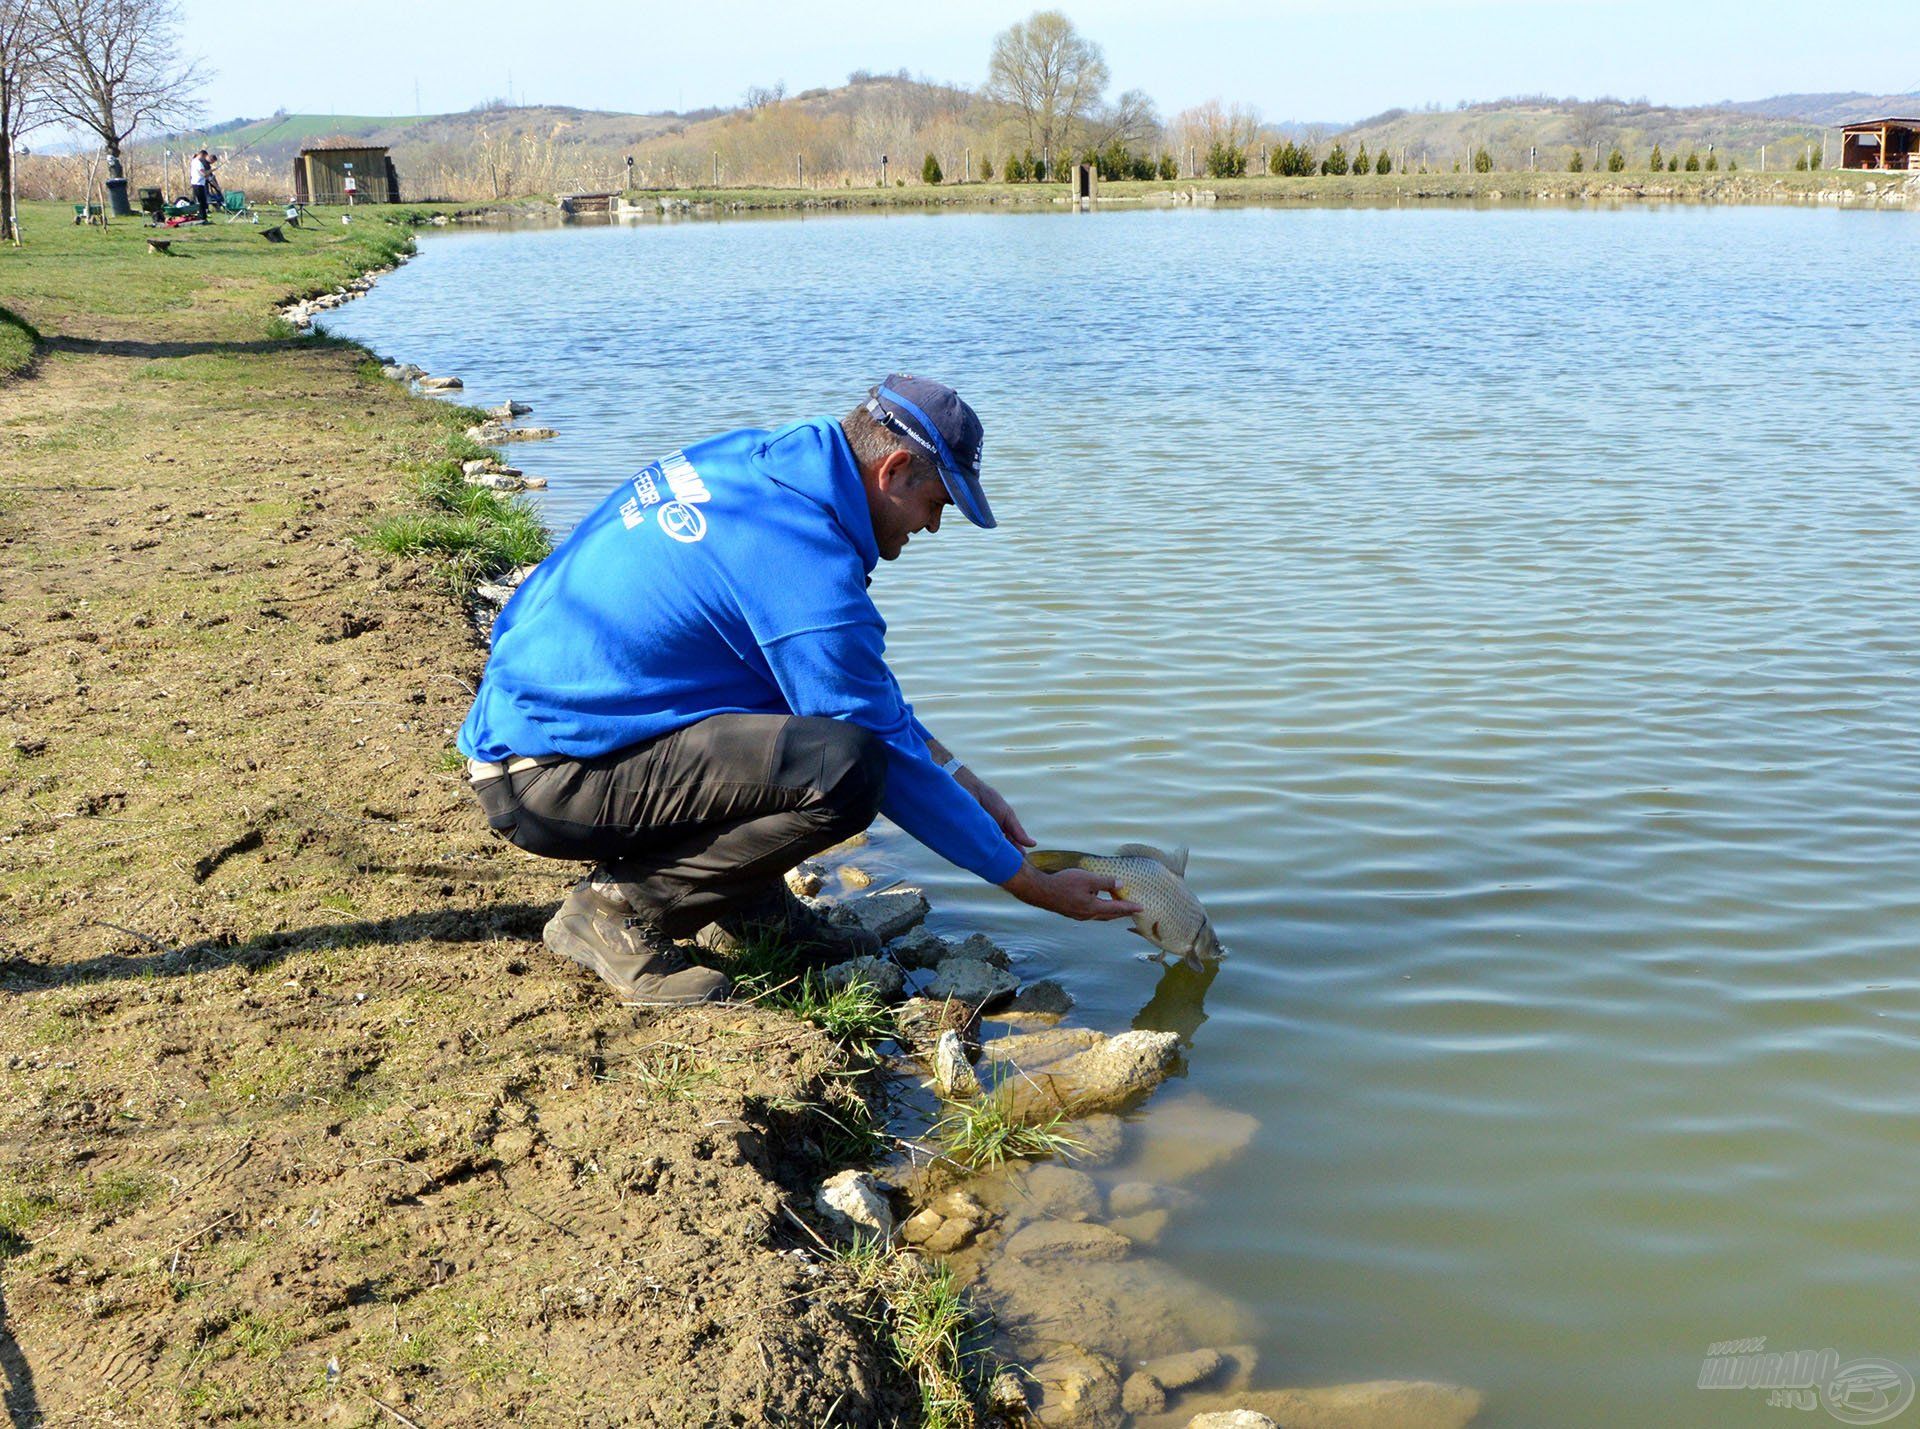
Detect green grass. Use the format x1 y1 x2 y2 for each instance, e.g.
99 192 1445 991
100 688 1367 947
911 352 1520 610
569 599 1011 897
832 1241 981 1428
725 935 894 1061
0 303 40 378
930 1093 1082 1171
364 458 551 589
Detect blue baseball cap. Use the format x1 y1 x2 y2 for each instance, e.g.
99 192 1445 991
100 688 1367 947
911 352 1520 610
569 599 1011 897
865 374 994 529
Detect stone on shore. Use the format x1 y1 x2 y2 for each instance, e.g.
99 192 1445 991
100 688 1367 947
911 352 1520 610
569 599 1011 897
1013 1163 1102 1222
1141 1347 1225 1392
1030 1348 1124 1429
893 997 978 1058
931 1029 980 1099
813 1170 895 1245
829 888 928 942
1118 1091 1260 1183
465 422 559 443
839 864 873 889
1068 1113 1127 1168
890 929 948 970
980 1027 1105 1070
819 956 906 1003
1008 978 1074 1016
1177 1381 1483 1429
949 931 1011 968
925 956 1017 1008
1003 1219 1132 1264
784 861 825 898
1123 1372 1168 1415
1185 1413 1278 1429
1108 1181 1197 1219
484 400 533 419
465 470 526 492
417 374 463 390
1005 1030 1183 1117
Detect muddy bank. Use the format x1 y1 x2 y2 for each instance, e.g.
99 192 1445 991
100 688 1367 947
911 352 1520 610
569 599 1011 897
0 205 919 1424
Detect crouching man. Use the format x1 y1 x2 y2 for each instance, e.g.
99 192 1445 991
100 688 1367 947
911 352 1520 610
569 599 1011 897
456 376 1136 1004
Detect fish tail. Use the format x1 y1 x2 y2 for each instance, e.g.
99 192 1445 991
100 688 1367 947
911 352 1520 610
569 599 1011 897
1027 849 1092 874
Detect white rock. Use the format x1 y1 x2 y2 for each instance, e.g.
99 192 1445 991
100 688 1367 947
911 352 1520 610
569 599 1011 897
925 956 1017 1008
931 1029 980 1099
465 470 526 492
418 374 463 390
784 861 825 898
813 1170 895 1244
831 888 929 942
484 401 533 420
520 475 547 489
1185 1414 1277 1429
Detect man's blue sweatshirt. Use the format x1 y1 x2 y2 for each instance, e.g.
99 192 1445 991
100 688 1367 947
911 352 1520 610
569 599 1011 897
457 416 1024 886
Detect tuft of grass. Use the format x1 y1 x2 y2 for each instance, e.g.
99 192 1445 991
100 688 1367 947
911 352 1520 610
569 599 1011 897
729 940 894 1062
931 1093 1083 1171
832 1241 981 1428
86 1169 164 1216
619 1050 719 1106
362 444 551 591
231 1309 297 1361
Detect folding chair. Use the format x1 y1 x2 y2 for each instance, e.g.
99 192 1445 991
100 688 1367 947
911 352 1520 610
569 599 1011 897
221 190 258 223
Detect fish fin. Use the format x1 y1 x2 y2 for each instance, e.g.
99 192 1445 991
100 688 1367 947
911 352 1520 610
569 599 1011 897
1115 842 1189 877
1027 849 1091 874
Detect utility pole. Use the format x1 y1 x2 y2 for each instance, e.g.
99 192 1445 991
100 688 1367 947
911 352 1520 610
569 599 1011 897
965 147 970 182
797 155 804 188
713 152 720 186
1188 144 1196 177
880 153 888 186
1760 144 1766 172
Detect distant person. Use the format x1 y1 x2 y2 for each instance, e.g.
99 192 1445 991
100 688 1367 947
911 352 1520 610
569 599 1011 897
456 376 1138 1005
188 149 211 220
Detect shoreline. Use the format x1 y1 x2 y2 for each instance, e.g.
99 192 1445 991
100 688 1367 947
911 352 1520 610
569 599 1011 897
603 168 1918 217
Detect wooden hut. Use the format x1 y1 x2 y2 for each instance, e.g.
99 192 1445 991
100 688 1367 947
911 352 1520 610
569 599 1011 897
292 138 402 204
1839 118 1919 171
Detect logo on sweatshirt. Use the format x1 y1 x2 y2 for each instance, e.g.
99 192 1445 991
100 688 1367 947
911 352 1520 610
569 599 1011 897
623 452 711 539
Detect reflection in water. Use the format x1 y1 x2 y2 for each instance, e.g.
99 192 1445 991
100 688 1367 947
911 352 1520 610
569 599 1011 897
1131 959 1219 1047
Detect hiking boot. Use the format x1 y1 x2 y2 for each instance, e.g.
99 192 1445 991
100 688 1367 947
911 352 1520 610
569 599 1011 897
694 885 882 964
543 878 730 1006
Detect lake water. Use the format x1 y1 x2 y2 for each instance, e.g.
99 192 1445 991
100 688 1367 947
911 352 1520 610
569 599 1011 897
326 202 1920 1427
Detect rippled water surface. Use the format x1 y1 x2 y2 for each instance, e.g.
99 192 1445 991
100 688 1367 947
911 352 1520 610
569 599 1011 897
328 204 1920 1426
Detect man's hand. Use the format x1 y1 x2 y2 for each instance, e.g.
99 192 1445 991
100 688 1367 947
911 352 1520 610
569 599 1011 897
1002 861 1141 922
956 767 1035 849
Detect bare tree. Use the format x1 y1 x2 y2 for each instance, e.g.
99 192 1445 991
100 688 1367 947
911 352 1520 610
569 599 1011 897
1569 99 1612 154
985 9 1110 162
1083 86 1158 151
39 0 205 195
1 0 56 242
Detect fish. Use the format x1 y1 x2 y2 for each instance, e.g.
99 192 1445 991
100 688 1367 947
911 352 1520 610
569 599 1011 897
1027 843 1224 969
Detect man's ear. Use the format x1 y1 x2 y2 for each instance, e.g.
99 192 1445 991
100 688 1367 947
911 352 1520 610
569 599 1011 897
874 448 916 491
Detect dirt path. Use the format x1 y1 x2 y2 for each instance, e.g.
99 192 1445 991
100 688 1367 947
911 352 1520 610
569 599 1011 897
0 229 912 1425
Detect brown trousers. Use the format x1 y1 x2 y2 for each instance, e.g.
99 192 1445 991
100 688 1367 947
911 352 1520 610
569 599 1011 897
471 714 885 936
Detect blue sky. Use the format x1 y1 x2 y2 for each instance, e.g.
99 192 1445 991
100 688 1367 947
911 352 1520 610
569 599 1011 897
181 0 1919 125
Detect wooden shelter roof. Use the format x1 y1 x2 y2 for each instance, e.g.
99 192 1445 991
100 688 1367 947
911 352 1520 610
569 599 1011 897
299 136 390 153
1839 118 1920 132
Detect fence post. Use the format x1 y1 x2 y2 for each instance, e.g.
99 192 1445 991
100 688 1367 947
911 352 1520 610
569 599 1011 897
1188 145 1196 177
713 152 719 187
797 155 804 188
965 147 970 182
880 154 888 186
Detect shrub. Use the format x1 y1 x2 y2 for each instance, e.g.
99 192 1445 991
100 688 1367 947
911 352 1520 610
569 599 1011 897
1683 151 1700 171
1322 142 1350 175
1157 151 1178 180
1376 148 1392 174
1649 144 1664 171
1270 140 1315 176
1668 155 1679 171
1792 150 1806 170
1568 150 1585 172
1726 157 1737 171
1473 146 1494 172
1128 151 1157 180
921 152 942 185
1352 143 1369 175
1030 151 1047 182
1204 140 1246 178
1607 146 1626 171
1704 152 1718 171
979 155 994 181
1004 151 1029 182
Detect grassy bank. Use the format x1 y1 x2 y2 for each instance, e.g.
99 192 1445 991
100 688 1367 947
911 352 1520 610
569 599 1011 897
628 166 1914 213
0 200 929 1423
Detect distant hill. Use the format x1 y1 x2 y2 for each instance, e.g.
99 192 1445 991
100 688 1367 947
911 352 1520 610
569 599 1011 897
181 106 692 170
1331 91 1920 170
1719 91 1920 125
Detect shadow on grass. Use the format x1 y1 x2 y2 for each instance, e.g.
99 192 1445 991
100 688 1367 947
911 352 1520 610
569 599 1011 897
0 901 555 990
45 334 319 362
